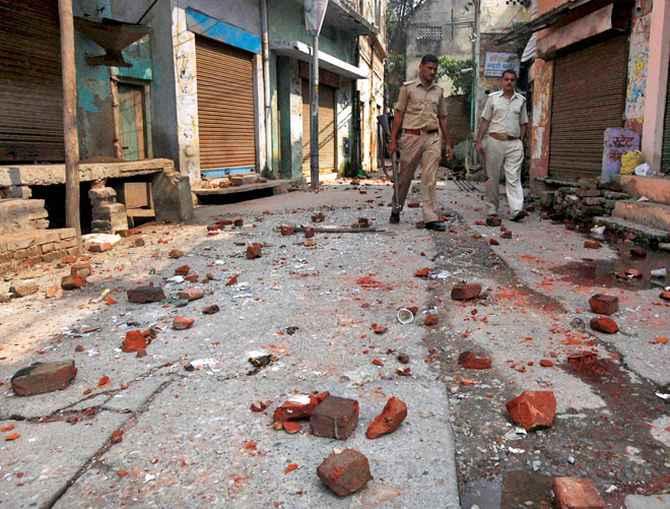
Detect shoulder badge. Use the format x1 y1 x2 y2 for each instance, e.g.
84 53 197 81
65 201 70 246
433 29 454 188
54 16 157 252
402 80 417 87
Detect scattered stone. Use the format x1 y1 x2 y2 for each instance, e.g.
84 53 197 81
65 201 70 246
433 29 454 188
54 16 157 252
590 316 619 334
539 359 555 368
45 286 61 299
88 242 113 253
310 395 359 440
122 330 151 353
127 286 165 304
233 218 244 228
174 265 190 276
71 261 92 278
397 353 410 364
226 275 238 286
660 290 670 301
250 400 269 412
283 421 302 434
589 294 619 316
202 304 220 315
371 358 384 367
423 314 439 327
370 323 387 335
184 273 199 283
486 215 502 227
356 217 370 228
133 238 145 247
273 392 329 426
584 239 601 249
317 449 372 497
11 361 77 396
567 352 608 377
280 224 295 236
9 284 39 298
630 246 647 258
311 212 325 223
177 287 204 301
506 391 557 431
415 267 431 278
111 429 124 444
366 397 407 439
451 282 482 301
304 226 316 239
396 367 412 376
168 249 184 259
247 350 274 372
61 275 86 291
501 230 512 239
407 202 420 208
246 243 263 259
172 316 195 330
552 477 605 509
458 351 492 370
651 267 667 278
489 238 499 246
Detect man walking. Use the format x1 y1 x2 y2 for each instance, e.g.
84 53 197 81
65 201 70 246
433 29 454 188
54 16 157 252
475 69 529 222
388 54 453 231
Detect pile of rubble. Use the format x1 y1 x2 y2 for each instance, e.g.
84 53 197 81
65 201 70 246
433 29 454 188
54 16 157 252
199 174 267 189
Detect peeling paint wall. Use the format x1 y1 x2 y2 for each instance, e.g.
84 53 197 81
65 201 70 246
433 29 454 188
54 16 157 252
624 12 651 135
278 57 304 180
336 85 354 175
529 58 553 183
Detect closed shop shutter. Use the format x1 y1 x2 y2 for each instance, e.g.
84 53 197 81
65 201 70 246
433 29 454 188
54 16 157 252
302 80 336 174
0 0 64 163
661 71 670 174
549 34 628 180
195 36 256 170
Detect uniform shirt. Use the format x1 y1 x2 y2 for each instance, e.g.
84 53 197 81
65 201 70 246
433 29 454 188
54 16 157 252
481 90 529 138
394 80 447 131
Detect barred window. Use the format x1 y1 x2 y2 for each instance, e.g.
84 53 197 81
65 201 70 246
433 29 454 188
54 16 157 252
415 24 442 42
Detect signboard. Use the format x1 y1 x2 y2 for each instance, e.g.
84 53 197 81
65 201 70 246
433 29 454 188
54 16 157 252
602 128 640 182
305 0 329 36
484 52 520 77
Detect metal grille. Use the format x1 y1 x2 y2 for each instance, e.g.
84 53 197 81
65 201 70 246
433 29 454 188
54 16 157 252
549 34 628 181
662 71 670 174
301 81 336 174
195 36 256 170
415 24 443 41
0 0 64 163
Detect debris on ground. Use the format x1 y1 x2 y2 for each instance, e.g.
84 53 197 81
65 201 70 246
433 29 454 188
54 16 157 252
122 330 153 353
11 360 77 396
506 391 557 431
317 449 372 497
127 285 165 304
172 316 195 330
246 243 263 259
9 283 39 298
458 351 492 370
588 294 619 315
310 395 360 440
552 477 605 509
451 282 482 301
273 392 330 431
590 316 619 334
202 304 220 315
61 275 86 291
366 397 408 439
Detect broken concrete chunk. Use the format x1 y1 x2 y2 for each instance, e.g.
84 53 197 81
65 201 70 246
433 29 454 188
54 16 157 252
590 316 619 334
451 282 482 301
588 294 619 316
310 395 359 440
61 275 87 291
317 449 372 497
127 286 165 304
552 477 605 509
458 351 492 370
9 284 39 298
506 391 556 431
11 360 77 396
366 397 408 439
177 287 204 302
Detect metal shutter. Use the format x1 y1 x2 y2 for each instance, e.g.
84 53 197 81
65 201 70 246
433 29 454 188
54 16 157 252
195 36 256 170
549 34 628 180
301 81 336 174
0 0 64 163
661 71 670 174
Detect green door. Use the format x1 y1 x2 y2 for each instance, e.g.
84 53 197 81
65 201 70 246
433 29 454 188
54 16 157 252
118 83 146 161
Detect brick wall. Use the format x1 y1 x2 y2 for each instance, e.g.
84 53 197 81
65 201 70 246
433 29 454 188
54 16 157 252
0 229 79 274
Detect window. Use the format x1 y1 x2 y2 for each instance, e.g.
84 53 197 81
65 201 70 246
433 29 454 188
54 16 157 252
415 24 442 54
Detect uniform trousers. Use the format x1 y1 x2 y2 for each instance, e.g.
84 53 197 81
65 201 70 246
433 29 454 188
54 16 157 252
483 136 524 216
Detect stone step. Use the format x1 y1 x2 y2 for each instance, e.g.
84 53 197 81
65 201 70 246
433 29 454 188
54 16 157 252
613 200 670 232
619 175 670 205
0 198 48 233
593 215 670 244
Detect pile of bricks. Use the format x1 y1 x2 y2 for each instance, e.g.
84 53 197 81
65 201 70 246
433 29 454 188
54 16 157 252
0 228 78 274
89 183 128 234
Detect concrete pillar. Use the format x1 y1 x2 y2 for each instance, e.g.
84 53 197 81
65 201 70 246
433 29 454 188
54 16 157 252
278 57 304 181
641 0 670 171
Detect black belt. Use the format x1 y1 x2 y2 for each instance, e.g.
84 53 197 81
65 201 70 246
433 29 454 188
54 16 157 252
404 128 438 135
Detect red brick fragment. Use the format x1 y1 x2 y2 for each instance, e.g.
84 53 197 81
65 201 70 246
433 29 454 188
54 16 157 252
371 358 384 367
458 351 492 370
178 287 204 301
310 395 359 440
184 273 199 283
552 477 605 509
366 397 407 439
486 215 501 226
172 316 195 330
506 391 556 431
11 361 77 397
624 268 642 279
539 359 554 368
175 265 190 276
110 430 124 444
588 294 618 316
567 352 608 376
451 282 482 301
584 240 601 249
273 392 329 424
122 330 152 353
250 400 269 413
0 424 15 433
590 316 618 334
89 242 113 253
370 323 387 335
415 267 431 278
127 286 165 304
423 314 439 327
660 290 670 301
396 367 412 376
61 255 77 264
71 262 92 278
168 249 184 259
489 238 499 246
61 275 87 291
4 432 20 441
303 226 316 238
630 246 647 258
283 421 302 434
202 304 220 315
501 230 512 239
226 275 239 286
246 243 263 259
284 463 299 474
317 449 372 497
280 224 295 236
97 375 111 387
133 238 145 247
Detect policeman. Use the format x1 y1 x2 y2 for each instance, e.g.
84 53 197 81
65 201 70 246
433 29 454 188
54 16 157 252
388 54 453 231
475 69 529 222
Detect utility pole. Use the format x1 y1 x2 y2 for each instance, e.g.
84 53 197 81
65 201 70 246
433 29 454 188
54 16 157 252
58 0 81 239
470 0 481 167
304 0 329 191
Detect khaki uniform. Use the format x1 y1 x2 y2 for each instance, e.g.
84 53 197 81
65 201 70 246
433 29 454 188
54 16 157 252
481 90 529 215
393 80 447 223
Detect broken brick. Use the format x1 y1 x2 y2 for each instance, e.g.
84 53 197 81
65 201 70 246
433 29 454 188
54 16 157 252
174 265 190 276
246 243 263 259
366 396 407 439
370 323 387 335
624 268 642 279
458 351 492 370
122 330 150 353
202 304 220 315
70 262 92 278
356 217 370 228
284 463 299 474
283 421 302 434
584 240 601 249
311 212 325 223
317 449 372 497
310 395 359 440
98 375 111 387
506 391 556 431
552 477 605 509
168 249 184 258
486 215 502 226
177 287 204 301
110 430 124 444
61 275 86 291
226 275 239 286
280 224 295 236
660 291 670 301
590 316 618 334
88 242 112 253
4 432 20 441
184 273 199 283
396 367 412 376
423 314 439 327
588 294 618 316
371 358 384 367
303 226 316 238
45 286 61 299
250 400 269 412
630 246 647 258
173 316 195 330
133 238 145 247
11 361 77 397
489 238 499 246
273 392 329 424
9 284 39 298
415 267 431 278
407 202 420 208
127 286 165 304
451 282 482 301
539 359 555 368
501 230 512 239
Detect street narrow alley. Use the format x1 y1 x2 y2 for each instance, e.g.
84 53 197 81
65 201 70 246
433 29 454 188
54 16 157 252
1 179 668 508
